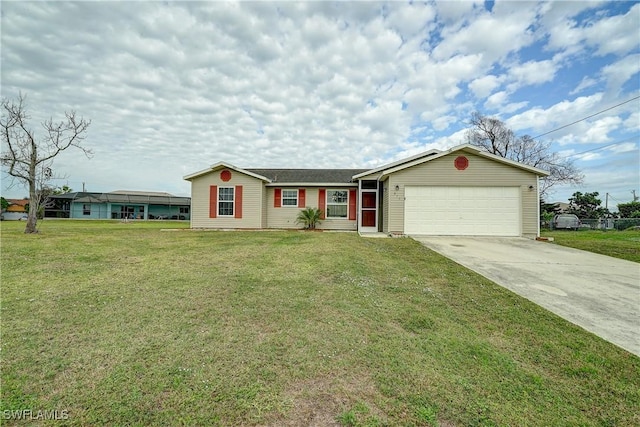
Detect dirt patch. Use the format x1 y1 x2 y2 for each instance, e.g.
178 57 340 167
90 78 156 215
262 374 384 427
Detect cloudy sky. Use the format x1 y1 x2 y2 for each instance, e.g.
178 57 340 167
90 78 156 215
1 1 638 207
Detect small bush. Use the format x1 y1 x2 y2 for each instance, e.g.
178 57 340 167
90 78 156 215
295 207 323 229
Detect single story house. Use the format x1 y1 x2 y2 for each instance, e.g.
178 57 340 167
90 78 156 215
184 144 549 237
1 198 29 220
45 191 191 220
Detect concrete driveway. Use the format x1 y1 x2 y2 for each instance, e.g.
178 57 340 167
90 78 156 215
412 236 640 356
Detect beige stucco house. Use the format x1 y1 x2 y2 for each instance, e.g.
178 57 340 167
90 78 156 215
184 144 549 237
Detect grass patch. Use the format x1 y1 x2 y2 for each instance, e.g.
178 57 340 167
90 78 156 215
542 229 640 262
2 220 639 426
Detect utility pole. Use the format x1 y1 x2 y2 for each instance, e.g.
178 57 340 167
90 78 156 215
632 190 638 202
605 192 609 211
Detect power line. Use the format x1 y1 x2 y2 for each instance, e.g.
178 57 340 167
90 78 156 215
531 95 640 140
566 136 640 158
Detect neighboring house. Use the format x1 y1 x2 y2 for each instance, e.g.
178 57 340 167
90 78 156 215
45 191 191 220
184 144 549 237
1 199 29 220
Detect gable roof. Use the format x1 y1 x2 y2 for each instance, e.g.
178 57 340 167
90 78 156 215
184 144 549 186
6 199 29 207
183 162 367 186
183 162 271 182
246 169 368 185
352 149 441 179
354 144 549 179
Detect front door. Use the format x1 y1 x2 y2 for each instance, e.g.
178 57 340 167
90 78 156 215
360 181 378 232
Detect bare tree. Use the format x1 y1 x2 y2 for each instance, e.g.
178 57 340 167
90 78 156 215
1 93 91 233
465 112 583 197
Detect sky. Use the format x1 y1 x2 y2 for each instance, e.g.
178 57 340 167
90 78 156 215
1 0 639 209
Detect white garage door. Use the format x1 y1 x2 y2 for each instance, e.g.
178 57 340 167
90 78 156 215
404 186 521 236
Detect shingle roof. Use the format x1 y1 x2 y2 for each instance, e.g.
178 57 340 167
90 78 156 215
245 169 369 184
6 199 30 207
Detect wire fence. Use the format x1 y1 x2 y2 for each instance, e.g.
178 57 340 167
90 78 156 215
544 218 640 231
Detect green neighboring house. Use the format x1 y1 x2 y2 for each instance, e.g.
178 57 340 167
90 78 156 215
45 191 191 220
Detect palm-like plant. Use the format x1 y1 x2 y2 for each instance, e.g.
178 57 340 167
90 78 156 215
296 207 323 230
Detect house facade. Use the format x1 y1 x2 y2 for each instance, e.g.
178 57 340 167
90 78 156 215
184 144 549 237
1 199 29 220
45 191 191 220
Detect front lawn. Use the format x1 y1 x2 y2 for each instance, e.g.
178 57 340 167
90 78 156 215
542 229 640 263
2 221 639 426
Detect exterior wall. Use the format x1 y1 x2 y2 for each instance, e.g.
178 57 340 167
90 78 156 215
265 187 358 231
190 170 264 228
1 212 27 220
70 202 110 219
67 203 189 220
384 152 539 237
6 205 27 213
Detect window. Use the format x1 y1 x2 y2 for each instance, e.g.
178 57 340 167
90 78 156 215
120 205 134 219
326 190 348 218
218 187 234 216
180 206 189 214
282 189 298 206
83 204 91 215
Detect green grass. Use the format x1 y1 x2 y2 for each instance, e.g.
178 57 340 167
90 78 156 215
2 220 639 426
542 229 640 262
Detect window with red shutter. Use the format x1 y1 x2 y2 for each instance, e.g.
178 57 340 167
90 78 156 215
209 186 217 218
318 189 326 219
348 189 357 220
298 189 306 208
234 185 243 219
274 188 282 207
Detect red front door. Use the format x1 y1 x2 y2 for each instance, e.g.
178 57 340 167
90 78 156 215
361 191 376 227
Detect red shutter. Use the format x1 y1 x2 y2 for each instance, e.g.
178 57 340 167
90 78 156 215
348 189 357 220
298 189 306 208
209 185 217 218
274 188 281 208
234 185 243 219
318 189 326 219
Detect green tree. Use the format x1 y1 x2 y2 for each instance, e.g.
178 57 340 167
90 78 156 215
617 201 640 218
1 197 8 211
567 191 609 219
53 185 73 195
296 207 323 229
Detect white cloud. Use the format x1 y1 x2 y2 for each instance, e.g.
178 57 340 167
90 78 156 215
386 2 436 39
484 91 509 110
584 4 640 56
601 54 640 93
468 75 504 98
580 116 623 143
507 59 558 87
571 76 599 95
1 1 637 202
434 1 482 24
608 142 638 154
506 93 604 134
433 5 538 62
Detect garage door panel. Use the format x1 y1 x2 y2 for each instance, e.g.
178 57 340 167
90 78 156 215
405 186 520 236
